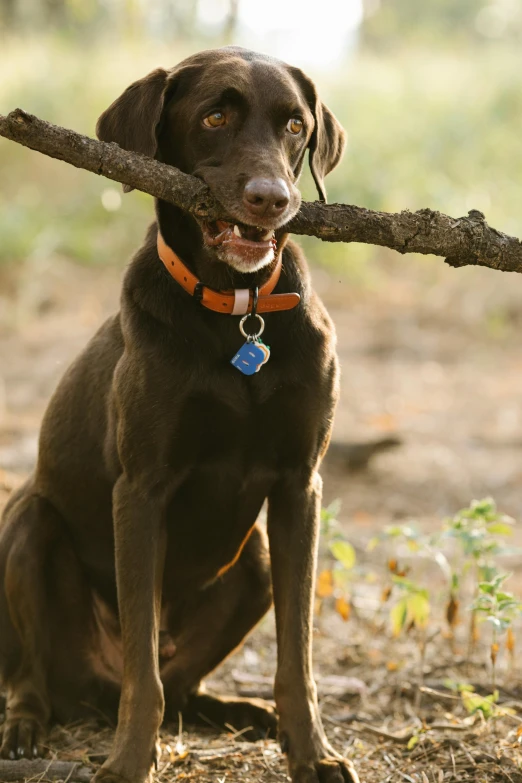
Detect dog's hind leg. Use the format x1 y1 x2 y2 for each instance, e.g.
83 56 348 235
0 487 115 759
162 524 277 739
0 488 59 758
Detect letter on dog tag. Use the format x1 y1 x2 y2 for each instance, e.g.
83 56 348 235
231 340 270 375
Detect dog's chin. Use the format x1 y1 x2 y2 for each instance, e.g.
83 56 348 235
216 244 275 273
202 220 277 274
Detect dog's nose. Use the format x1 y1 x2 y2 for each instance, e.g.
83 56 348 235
243 177 290 218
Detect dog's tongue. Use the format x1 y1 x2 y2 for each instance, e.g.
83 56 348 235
216 220 231 231
209 221 275 245
215 220 266 242
203 221 233 247
202 221 277 268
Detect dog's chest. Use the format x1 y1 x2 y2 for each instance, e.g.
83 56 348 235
175 366 317 470
162 377 319 581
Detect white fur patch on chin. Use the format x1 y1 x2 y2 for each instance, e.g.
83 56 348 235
218 246 275 274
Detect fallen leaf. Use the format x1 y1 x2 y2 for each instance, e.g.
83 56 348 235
316 570 334 598
381 586 392 603
335 595 351 621
446 594 459 629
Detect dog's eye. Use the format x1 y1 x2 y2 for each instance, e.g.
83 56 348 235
203 111 226 128
287 118 303 135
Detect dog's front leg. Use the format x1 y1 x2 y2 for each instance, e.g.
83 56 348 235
93 476 167 783
267 472 360 783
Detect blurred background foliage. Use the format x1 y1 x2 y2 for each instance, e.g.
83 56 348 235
1 0 522 277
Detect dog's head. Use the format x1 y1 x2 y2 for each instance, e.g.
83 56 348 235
97 47 345 274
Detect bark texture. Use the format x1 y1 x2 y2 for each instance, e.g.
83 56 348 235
1 108 522 274
0 759 93 781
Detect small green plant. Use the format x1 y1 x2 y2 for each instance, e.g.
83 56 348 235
388 574 431 706
442 498 517 664
317 501 356 622
319 497 522 694
443 680 516 722
367 523 437 645
389 576 430 637
369 499 519 659
471 573 522 689
443 497 515 578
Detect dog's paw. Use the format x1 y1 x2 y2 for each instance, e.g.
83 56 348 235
91 739 159 783
226 697 278 740
0 717 44 760
184 692 278 741
291 758 360 783
92 769 153 783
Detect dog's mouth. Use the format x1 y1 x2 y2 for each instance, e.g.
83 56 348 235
201 220 277 272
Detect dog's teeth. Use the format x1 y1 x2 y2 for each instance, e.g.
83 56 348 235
261 230 275 241
233 225 242 237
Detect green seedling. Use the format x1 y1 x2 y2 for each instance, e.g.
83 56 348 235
444 680 515 722
317 500 356 622
320 497 522 692
443 498 517 666
471 573 522 689
388 575 431 705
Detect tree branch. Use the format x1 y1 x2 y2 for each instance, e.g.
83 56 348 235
0 759 93 782
1 108 522 273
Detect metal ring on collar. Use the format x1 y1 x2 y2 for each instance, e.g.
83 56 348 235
239 313 265 339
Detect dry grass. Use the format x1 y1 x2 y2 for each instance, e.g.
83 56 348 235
2 617 522 782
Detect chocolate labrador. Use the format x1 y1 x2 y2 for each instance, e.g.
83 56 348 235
0 47 359 783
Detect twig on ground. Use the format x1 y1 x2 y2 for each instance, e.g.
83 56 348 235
428 722 476 732
0 759 93 782
352 717 481 747
419 686 461 703
351 722 414 744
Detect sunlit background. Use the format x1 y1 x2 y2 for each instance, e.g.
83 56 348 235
3 0 522 269
2 0 522 526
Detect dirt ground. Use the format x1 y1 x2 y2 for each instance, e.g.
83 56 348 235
1 247 522 782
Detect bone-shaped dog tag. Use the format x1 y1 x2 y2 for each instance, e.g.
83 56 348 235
231 340 270 375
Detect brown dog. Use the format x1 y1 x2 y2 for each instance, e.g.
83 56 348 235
0 47 359 783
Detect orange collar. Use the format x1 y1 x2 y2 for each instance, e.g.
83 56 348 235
157 233 300 315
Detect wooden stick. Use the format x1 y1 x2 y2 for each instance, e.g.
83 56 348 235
0 759 93 782
1 108 522 273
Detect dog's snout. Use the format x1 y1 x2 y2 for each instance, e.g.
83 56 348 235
243 177 290 219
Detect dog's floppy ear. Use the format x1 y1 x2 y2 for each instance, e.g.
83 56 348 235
96 67 177 192
289 67 346 203
309 100 346 203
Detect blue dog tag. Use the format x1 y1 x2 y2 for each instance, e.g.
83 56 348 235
231 340 270 375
